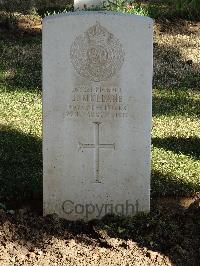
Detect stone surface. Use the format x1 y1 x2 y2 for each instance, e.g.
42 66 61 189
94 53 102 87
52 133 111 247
74 0 104 10
43 12 153 221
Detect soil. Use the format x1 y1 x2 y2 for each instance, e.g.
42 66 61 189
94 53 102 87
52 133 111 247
0 197 199 265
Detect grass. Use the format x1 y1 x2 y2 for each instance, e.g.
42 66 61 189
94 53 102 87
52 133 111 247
0 32 42 206
152 89 200 196
0 15 199 207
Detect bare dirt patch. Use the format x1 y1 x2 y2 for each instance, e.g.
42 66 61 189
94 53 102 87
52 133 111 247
0 198 199 265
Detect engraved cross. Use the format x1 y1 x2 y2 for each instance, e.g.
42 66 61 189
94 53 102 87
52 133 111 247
79 122 115 183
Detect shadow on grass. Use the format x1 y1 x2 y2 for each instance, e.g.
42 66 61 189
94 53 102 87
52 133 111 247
153 92 200 117
0 12 42 91
153 41 200 91
0 35 42 91
151 170 199 197
157 19 200 36
0 125 42 209
152 136 200 160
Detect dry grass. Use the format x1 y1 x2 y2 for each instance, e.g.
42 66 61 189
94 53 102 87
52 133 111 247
154 20 200 89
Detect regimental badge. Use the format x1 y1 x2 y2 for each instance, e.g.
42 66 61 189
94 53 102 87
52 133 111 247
70 22 125 82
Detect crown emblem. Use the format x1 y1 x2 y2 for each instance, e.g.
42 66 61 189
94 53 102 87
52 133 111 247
70 22 125 82
86 22 111 44
87 22 106 37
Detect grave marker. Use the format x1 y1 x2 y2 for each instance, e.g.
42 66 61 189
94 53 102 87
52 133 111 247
74 0 104 10
43 12 153 220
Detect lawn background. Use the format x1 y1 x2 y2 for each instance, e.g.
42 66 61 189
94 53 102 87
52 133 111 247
0 3 199 208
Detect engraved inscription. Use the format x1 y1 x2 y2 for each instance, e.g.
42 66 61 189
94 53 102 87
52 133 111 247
65 85 128 119
79 122 115 183
70 22 125 82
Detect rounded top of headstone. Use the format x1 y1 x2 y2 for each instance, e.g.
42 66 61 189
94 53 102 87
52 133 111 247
43 11 153 25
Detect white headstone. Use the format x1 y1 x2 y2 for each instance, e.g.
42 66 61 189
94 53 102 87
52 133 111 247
43 12 153 221
74 0 104 10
